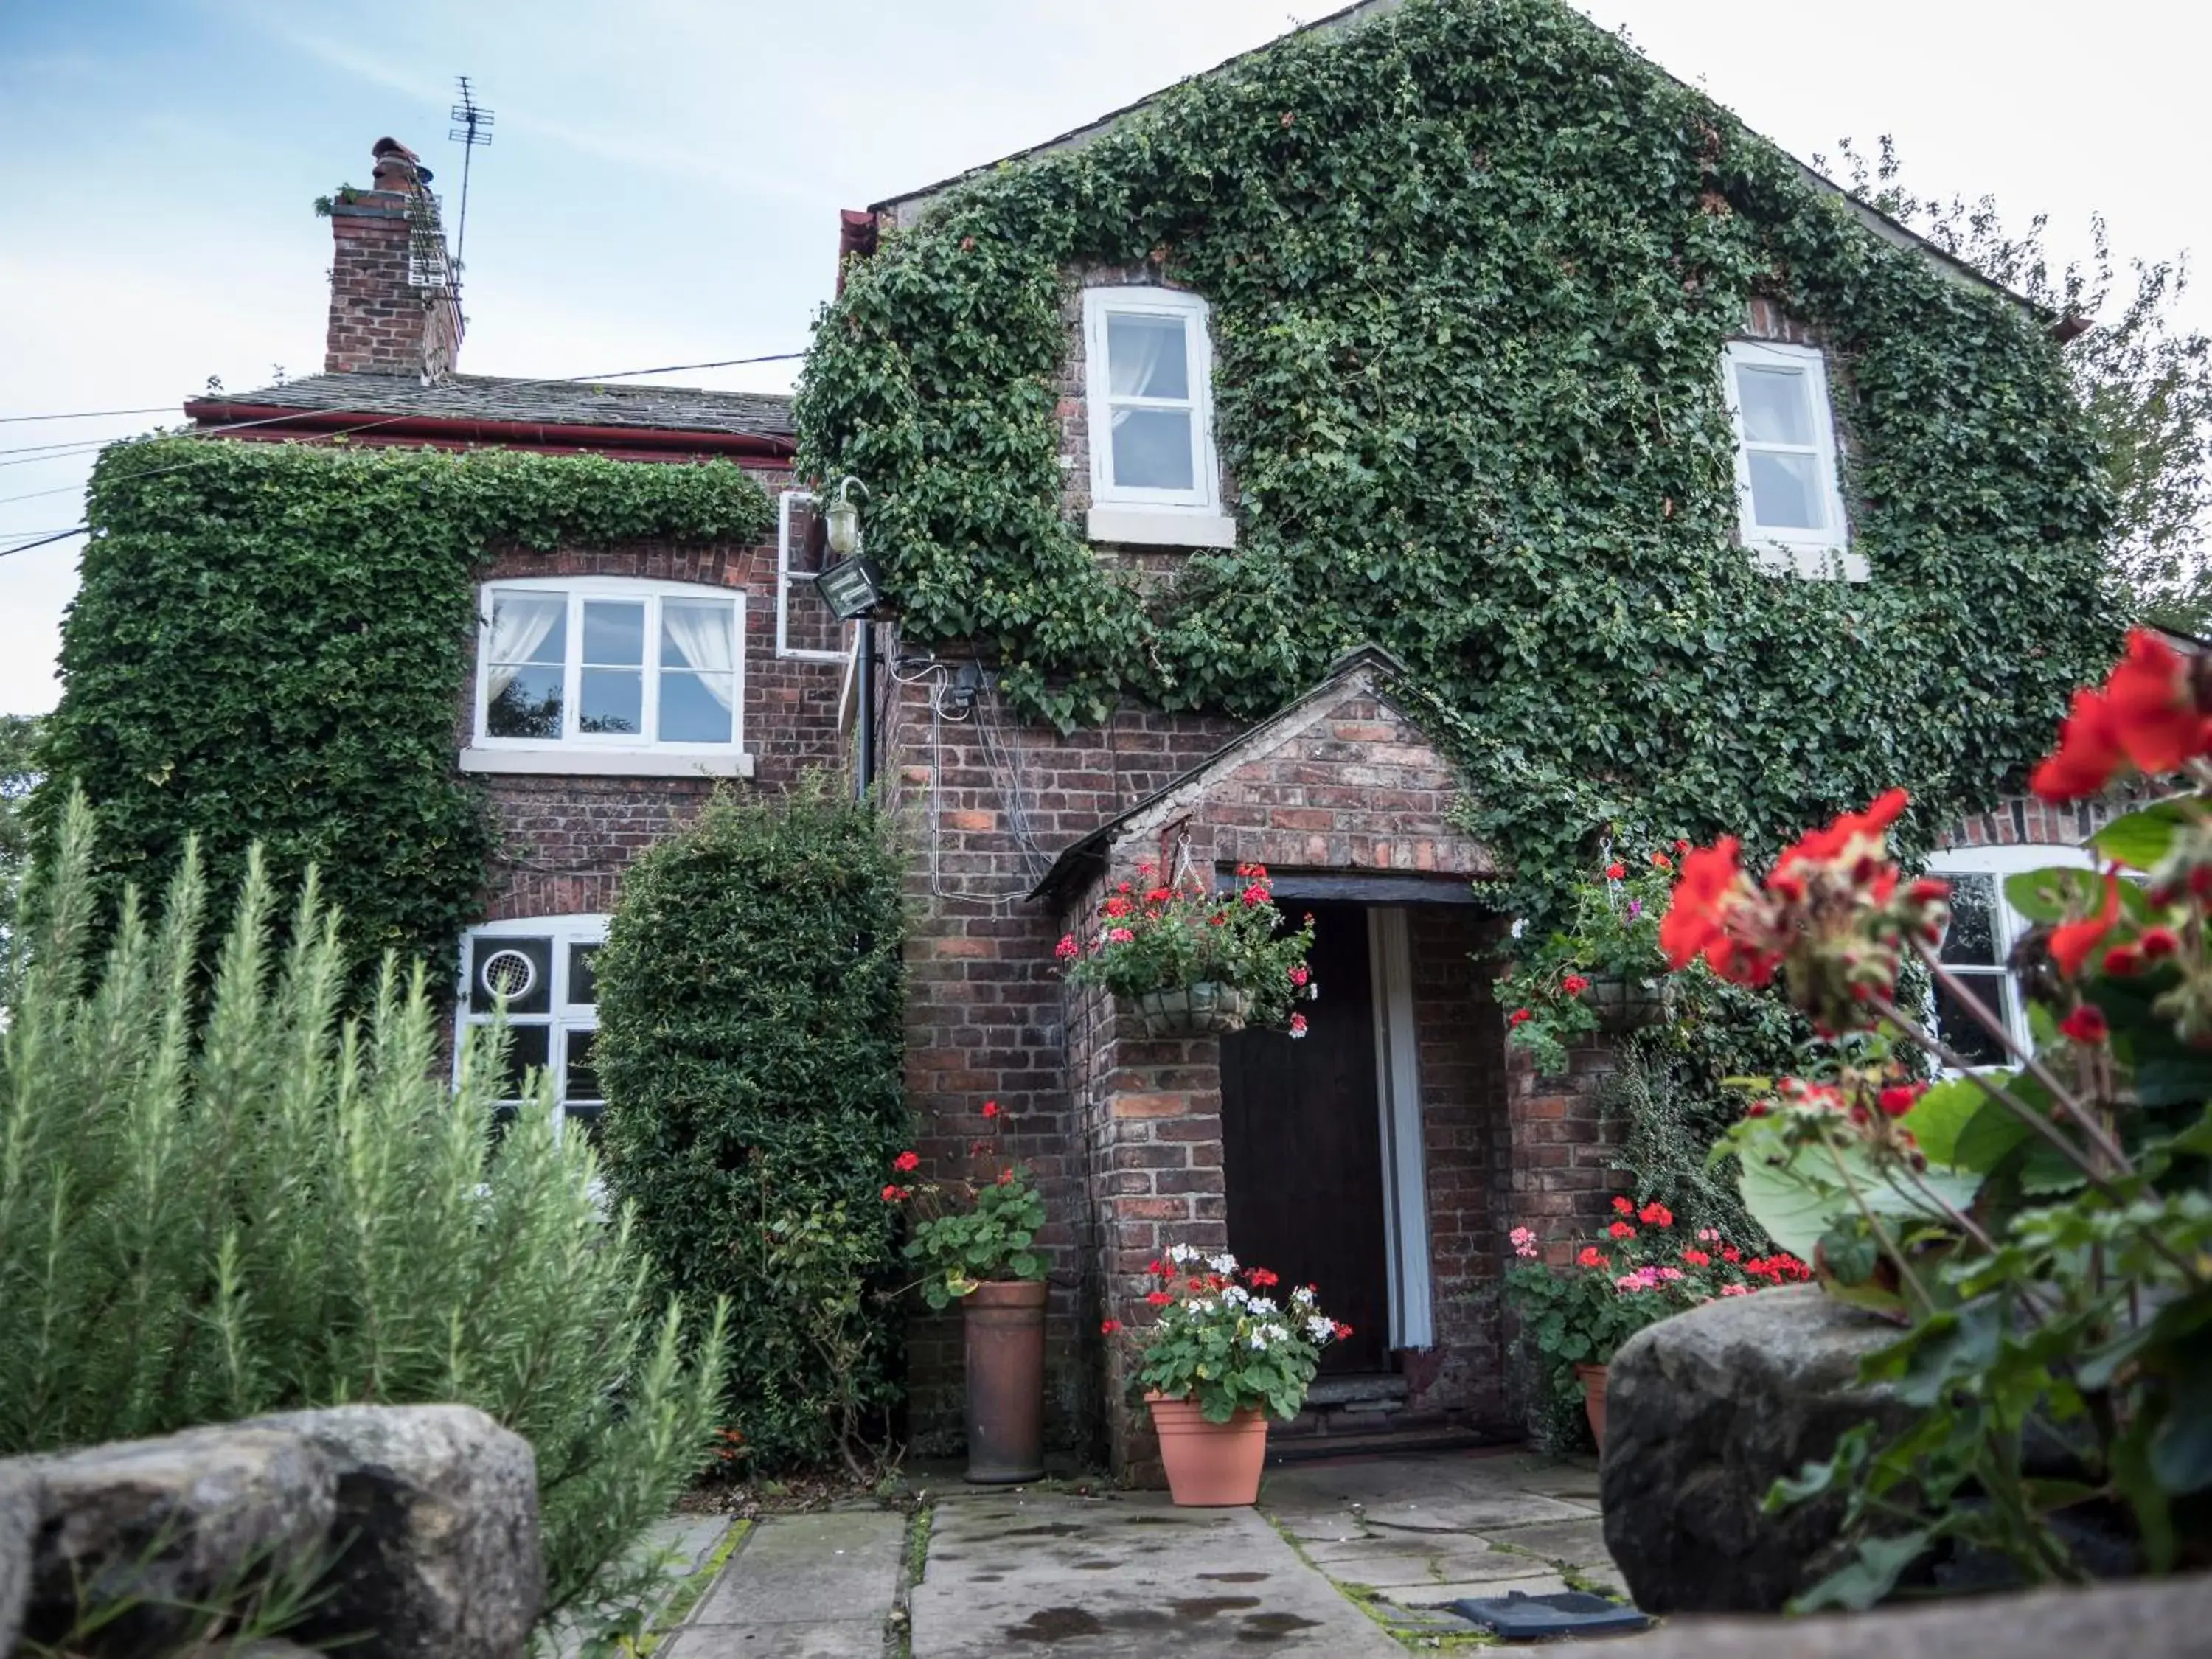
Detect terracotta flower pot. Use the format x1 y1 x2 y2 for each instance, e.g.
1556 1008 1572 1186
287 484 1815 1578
1133 981 1251 1037
964 1279 1047 1484
1147 1393 1269 1506
1576 1363 1609 1449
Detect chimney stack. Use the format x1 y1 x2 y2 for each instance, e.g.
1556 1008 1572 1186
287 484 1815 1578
323 137 464 380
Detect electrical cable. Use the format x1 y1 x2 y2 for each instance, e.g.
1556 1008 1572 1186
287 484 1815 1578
0 348 810 512
0 406 173 425
0 526 90 557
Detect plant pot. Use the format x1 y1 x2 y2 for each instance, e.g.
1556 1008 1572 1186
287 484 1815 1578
963 1279 1047 1484
1576 1363 1609 1450
1579 975 1674 1035
1132 981 1251 1037
1147 1393 1270 1506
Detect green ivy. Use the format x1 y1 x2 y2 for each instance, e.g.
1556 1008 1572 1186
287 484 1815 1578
36 438 772 981
797 0 2123 904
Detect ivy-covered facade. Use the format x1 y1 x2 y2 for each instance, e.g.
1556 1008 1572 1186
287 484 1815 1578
798 0 2125 1470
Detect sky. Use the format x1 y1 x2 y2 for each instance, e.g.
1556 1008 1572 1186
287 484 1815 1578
1 0 2205 716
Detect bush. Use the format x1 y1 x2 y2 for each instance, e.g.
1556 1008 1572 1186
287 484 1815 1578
0 795 731 1633
594 779 908 1472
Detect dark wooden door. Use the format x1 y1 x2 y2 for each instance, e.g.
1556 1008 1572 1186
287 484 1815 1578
1220 902 1391 1373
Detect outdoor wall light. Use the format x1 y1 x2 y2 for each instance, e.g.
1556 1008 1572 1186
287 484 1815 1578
813 476 891 621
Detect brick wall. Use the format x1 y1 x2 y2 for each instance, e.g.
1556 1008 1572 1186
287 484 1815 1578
1935 790 2135 852
465 489 848 924
325 193 462 379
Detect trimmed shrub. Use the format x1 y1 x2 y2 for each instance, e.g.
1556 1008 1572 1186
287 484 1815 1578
594 779 908 1472
0 794 731 1634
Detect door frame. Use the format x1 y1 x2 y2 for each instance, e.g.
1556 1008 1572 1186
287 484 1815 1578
1366 906 1435 1349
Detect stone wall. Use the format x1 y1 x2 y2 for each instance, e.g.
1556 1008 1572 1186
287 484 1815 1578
0 1405 540 1658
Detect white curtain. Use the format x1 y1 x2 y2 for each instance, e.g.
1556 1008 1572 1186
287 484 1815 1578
661 601 737 710
485 592 563 698
1107 313 1179 407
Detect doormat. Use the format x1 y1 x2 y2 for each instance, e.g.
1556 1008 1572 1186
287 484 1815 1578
1447 1589 1652 1640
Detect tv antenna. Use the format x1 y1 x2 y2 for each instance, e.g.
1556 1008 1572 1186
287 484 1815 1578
447 75 494 272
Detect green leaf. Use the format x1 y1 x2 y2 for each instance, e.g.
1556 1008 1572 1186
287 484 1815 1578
1788 1529 1933 1613
2004 867 2102 925
1900 1078 1991 1168
2090 798 2196 871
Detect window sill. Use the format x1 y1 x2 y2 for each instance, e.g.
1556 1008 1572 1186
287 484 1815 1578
459 747 756 779
1085 507 1237 549
1751 543 1869 582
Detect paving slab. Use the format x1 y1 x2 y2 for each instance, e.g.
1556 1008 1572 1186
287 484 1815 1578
910 1491 1402 1658
1377 1569 1574 1608
665 1509 905 1659
1487 1515 1615 1568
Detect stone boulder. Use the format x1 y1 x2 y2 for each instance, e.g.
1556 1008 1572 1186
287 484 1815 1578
15 1425 337 1655
0 1461 37 1655
248 1403 540 1659
1600 1284 1916 1613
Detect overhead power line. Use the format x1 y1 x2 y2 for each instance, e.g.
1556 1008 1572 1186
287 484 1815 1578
0 349 808 512
0 406 175 425
0 526 89 557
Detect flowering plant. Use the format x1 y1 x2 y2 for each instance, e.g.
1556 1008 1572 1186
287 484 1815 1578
1105 1244 1347 1422
1496 846 1680 1074
884 1100 1048 1310
1503 1208 1806 1406
1656 627 2212 1607
1060 860 1317 1032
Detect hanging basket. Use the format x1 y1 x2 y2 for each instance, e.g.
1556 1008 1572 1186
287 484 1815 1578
1579 974 1675 1035
1132 981 1251 1037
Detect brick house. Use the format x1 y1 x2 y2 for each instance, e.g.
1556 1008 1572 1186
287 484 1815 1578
183 136 844 1137
163 4 2122 1485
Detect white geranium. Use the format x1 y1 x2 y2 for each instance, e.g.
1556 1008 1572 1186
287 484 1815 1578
1208 1252 1239 1276
1305 1314 1337 1342
1166 1242 1200 1266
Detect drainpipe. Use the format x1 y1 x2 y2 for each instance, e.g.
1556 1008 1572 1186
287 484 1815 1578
855 622 875 801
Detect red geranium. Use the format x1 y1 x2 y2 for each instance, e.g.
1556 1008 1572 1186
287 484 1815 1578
1608 1220 1636 1239
1638 1201 1673 1227
2031 629 2212 801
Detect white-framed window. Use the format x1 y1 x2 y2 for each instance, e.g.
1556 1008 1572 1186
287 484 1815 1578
1926 844 2094 1067
1082 286 1234 548
1722 340 1860 581
774 490 853 664
457 914 608 1137
462 577 752 778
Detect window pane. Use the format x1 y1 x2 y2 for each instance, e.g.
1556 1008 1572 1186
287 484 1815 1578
1940 874 2001 966
661 600 737 669
1107 313 1190 400
489 592 566 664
1110 407 1196 491
661 672 734 743
1748 450 1826 530
582 601 646 666
580 668 643 734
567 943 599 1006
486 665 563 738
1737 364 1814 445
564 1027 602 1105
496 1022 551 1102
1934 973 2010 1068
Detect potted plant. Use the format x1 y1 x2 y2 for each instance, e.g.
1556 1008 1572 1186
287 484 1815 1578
1105 1244 1347 1505
1060 860 1316 1037
884 1101 1051 1484
1497 846 1684 1073
1503 1212 1808 1447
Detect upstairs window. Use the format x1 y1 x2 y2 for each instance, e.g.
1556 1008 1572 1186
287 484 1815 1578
466 577 750 776
1082 288 1232 546
458 914 607 1138
1722 341 1857 578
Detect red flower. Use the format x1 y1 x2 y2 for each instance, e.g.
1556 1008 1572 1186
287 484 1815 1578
1055 933 1079 960
1107 926 1135 944
1650 851 1674 870
1608 1220 1636 1239
981 1100 1001 1119
1248 1267 1279 1287
1561 973 1590 995
1147 1290 1173 1306
998 1169 1015 1184
892 1150 920 1172
1507 1007 1534 1027
1877 1085 1921 1119
1289 964 1310 986
2104 943 2143 976
1208 912 1228 927
1288 1013 1309 1037
1332 1322 1353 1340
1721 1245 1741 1263
2050 872 2122 978
881 1185 909 1202
1659 836 1750 973
2032 630 2212 801
1612 1195 1635 1216
2142 926 2183 959
1638 1202 1673 1227
1242 883 1269 906
1680 1248 1711 1267
1577 1245 1607 1268
1102 895 1133 919
2059 1004 2109 1044
1604 862 1627 880
1674 838 1691 854
1147 1259 1163 1275
1146 886 1174 904
1100 1319 1122 1335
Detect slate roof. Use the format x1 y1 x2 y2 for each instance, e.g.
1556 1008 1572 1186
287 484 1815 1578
199 371 795 440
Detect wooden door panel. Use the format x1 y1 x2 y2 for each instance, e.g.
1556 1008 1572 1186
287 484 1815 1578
1220 902 1390 1373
